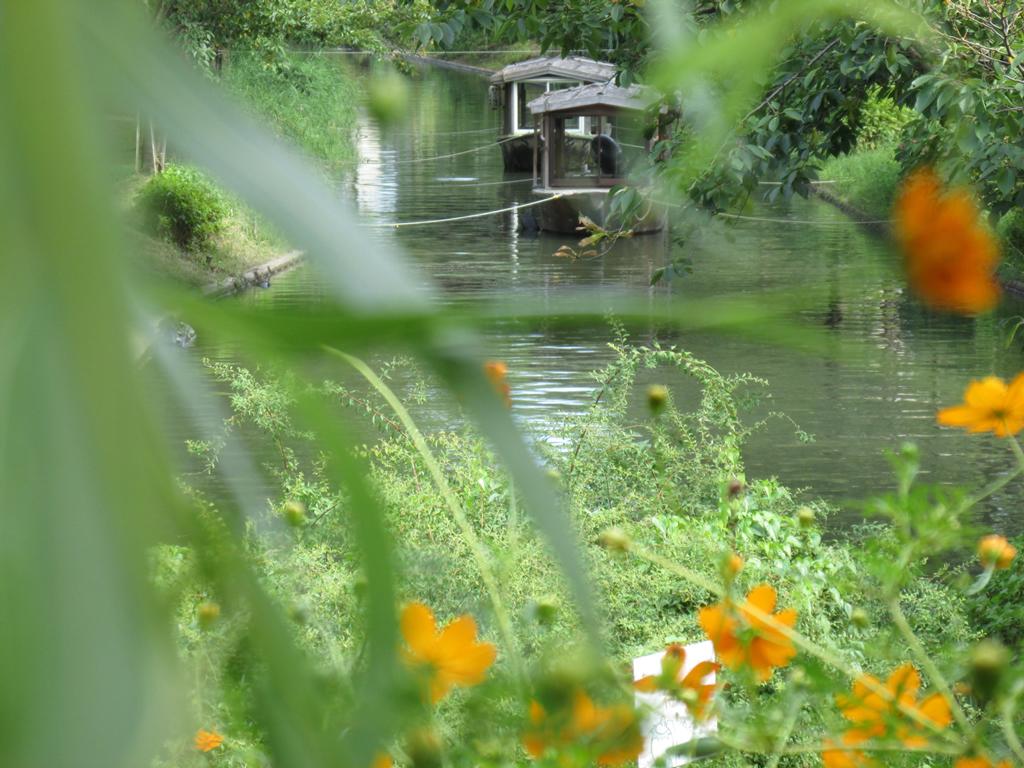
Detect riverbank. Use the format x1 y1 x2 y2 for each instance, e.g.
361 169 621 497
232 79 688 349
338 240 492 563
132 52 358 289
817 145 1024 285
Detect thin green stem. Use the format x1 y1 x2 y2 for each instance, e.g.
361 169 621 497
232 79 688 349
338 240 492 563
1001 691 1024 766
327 348 524 681
764 694 803 768
888 597 972 733
959 435 1024 513
628 543 962 745
716 732 961 757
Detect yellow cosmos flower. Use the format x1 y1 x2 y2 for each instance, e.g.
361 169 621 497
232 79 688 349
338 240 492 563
937 374 1024 436
401 602 496 703
956 755 1013 768
523 690 643 767
698 584 797 682
194 729 224 752
978 534 1017 570
821 735 875 768
893 168 1000 314
484 360 511 407
835 663 952 748
634 643 719 720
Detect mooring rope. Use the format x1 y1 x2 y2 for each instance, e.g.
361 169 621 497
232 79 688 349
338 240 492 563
392 193 570 228
363 137 516 166
713 211 892 225
650 197 891 226
365 126 500 139
351 176 534 189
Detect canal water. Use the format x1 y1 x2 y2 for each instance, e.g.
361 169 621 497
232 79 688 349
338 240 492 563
213 61 1024 532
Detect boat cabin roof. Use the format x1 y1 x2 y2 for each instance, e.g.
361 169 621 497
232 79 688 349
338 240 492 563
489 56 616 86
526 82 656 116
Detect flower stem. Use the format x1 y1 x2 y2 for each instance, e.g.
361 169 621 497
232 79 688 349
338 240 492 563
888 597 972 733
960 435 1024 512
1000 690 1024 766
764 693 803 768
328 348 524 683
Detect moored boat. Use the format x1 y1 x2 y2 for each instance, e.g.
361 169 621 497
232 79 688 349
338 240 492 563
489 56 617 172
525 82 671 235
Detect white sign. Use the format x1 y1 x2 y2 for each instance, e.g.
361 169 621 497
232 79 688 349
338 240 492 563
633 640 718 768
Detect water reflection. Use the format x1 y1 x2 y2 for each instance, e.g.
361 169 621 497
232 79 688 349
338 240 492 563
220 62 1024 533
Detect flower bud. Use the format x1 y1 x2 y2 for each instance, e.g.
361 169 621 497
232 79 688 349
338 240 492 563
797 506 816 528
197 601 221 629
647 384 669 414
366 71 409 127
723 552 744 579
533 595 560 626
727 479 745 499
970 639 1010 702
850 607 870 629
406 727 442 768
978 535 1017 570
282 500 307 527
598 527 632 552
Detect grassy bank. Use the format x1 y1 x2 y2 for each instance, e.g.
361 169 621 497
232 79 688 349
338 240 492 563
154 344 979 767
222 52 361 169
816 146 902 220
818 146 1024 281
132 52 360 286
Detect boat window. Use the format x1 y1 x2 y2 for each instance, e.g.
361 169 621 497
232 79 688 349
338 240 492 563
517 82 548 130
517 80 587 132
547 114 649 188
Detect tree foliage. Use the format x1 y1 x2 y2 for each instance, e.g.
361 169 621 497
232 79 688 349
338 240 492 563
420 0 1023 218
150 0 435 65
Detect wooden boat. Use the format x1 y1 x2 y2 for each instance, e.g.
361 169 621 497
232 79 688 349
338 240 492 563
526 82 671 235
488 56 617 172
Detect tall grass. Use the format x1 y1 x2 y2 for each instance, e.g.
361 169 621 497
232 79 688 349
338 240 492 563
818 145 902 218
223 52 360 169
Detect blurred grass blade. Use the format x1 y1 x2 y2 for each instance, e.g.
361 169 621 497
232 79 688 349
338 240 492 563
79 3 429 313
0 2 179 765
424 343 603 640
290 390 400 767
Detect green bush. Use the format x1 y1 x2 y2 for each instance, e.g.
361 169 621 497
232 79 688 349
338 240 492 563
855 87 916 151
135 164 229 249
997 208 1024 273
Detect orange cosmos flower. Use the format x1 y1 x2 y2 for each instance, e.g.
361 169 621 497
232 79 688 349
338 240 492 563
484 361 511 407
634 643 719 720
401 602 496 703
893 168 1000 314
835 663 952 748
372 754 394 768
956 756 1013 768
821 735 876 768
523 690 643 766
698 584 797 682
937 374 1024 436
978 534 1017 570
194 729 224 752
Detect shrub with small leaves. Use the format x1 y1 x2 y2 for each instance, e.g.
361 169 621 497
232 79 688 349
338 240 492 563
135 164 229 249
